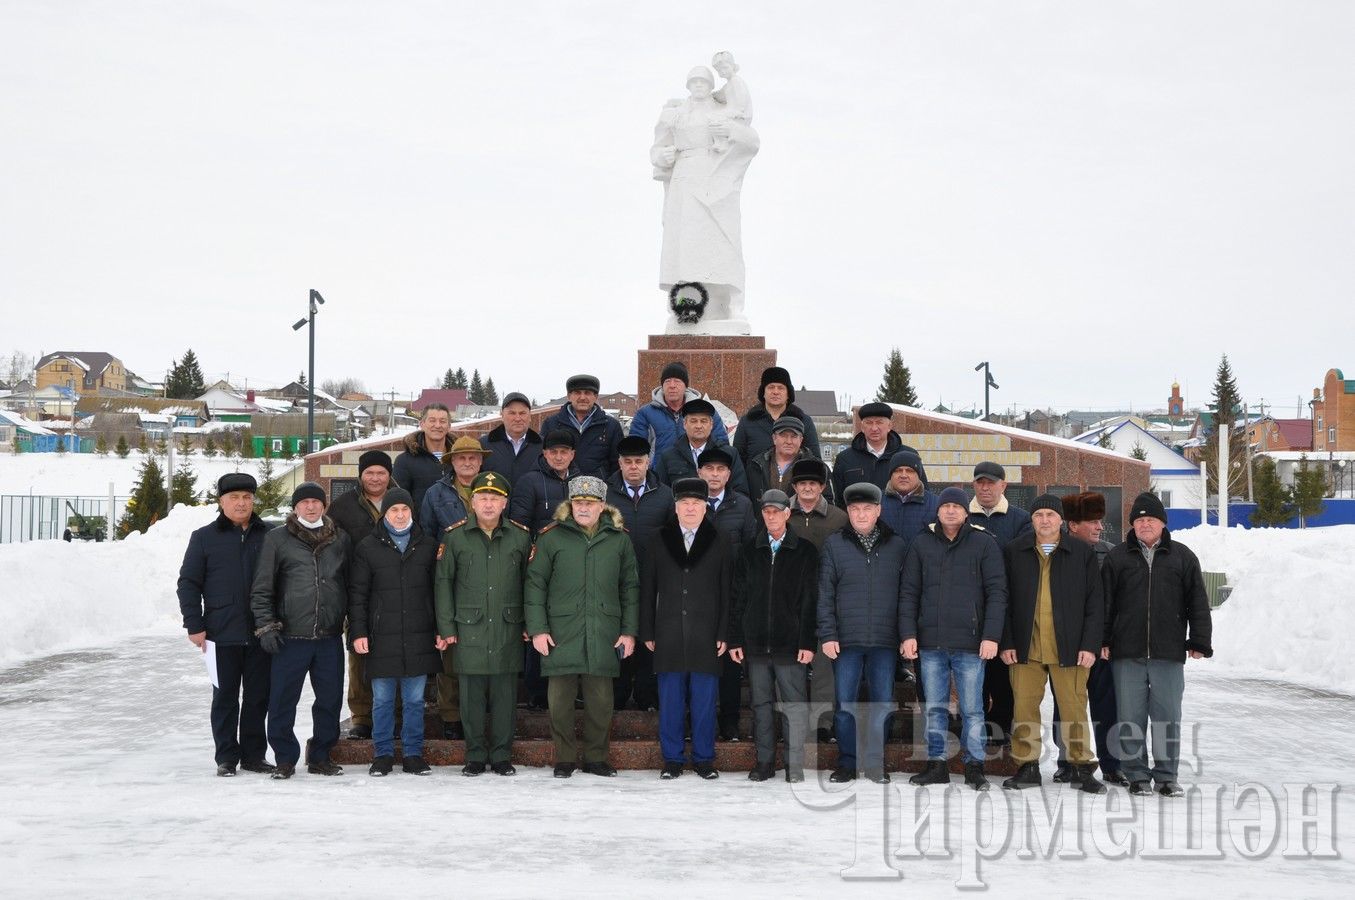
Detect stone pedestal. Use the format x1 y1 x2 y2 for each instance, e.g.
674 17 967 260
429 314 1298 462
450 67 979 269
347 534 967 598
638 335 776 418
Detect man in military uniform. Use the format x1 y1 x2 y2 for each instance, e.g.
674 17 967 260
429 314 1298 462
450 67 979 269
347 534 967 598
435 472 532 776
525 476 640 778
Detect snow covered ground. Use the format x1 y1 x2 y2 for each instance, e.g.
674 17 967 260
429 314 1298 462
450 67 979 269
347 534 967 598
1 519 1352 895
0 449 294 499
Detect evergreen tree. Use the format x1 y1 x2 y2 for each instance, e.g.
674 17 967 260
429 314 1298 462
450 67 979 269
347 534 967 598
177 432 193 455
452 368 468 390
171 462 201 508
95 434 109 456
281 441 295 460
874 347 919 406
203 435 217 457
1097 430 1114 449
469 369 484 405
1205 353 1247 499
115 434 130 458
1130 442 1149 461
297 370 307 387
1249 458 1293 527
484 377 499 406
441 368 456 390
239 428 255 459
55 433 67 454
165 349 206 399
117 456 168 537
1292 454 1327 528
254 453 286 512
11 435 20 454
137 432 149 454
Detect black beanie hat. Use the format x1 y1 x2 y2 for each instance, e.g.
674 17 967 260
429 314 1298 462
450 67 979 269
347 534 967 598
889 448 928 485
380 488 414 514
758 366 795 404
1030 494 1064 517
358 449 393 475
617 435 651 457
660 361 690 387
290 482 326 508
1129 491 1167 525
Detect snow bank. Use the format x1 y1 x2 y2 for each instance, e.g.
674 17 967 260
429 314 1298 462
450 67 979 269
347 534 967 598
0 450 297 498
1174 524 1355 695
0 504 216 668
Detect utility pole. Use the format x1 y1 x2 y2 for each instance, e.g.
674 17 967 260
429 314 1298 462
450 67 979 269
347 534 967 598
974 361 998 420
386 387 398 433
292 289 325 455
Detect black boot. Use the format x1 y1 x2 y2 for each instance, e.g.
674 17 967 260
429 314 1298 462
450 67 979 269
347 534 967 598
369 756 394 777
1002 761 1041 790
964 762 989 792
909 760 949 786
461 762 487 777
240 759 277 775
346 723 372 740
490 761 517 776
402 755 431 776
1077 764 1106 794
748 763 775 782
1052 761 1075 783
553 763 575 778
307 760 344 776
216 763 237 777
828 767 856 783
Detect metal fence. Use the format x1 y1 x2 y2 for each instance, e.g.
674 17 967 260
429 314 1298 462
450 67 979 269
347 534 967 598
0 494 131 544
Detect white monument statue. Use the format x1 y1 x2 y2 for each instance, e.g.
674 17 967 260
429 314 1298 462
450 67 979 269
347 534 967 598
651 52 759 334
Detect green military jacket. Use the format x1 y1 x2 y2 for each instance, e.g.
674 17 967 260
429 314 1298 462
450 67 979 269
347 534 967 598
434 513 532 675
525 503 640 678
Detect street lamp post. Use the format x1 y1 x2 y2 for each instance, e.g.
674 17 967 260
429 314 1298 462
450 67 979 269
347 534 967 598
292 289 325 455
974 361 999 420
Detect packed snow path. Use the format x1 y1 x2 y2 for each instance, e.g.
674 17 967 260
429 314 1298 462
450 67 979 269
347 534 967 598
2 635 1351 897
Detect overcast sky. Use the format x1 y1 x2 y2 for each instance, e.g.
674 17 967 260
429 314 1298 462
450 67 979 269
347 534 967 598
3 1 1352 417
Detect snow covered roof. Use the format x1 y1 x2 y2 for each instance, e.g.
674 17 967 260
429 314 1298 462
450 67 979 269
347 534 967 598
0 409 56 435
868 403 1134 463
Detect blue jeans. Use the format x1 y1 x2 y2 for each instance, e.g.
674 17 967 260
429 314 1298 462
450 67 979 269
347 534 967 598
919 650 986 764
656 671 719 764
832 647 897 771
371 675 428 758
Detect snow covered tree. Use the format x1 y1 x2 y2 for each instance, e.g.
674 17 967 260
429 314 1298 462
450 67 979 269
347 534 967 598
1097 430 1114 449
55 433 67 454
1249 458 1293 527
1130 442 1148 461
874 348 918 406
95 434 109 456
203 435 217 457
484 377 499 406
117 456 168 537
115 435 130 458
165 349 206 399
469 369 484 404
1292 454 1327 528
321 376 365 397
171 462 201 508
254 452 286 512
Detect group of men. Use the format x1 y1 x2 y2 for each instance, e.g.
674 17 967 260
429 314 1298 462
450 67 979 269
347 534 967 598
178 365 1213 793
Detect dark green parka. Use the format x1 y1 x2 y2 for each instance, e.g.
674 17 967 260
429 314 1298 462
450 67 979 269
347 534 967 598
434 513 533 675
524 503 640 678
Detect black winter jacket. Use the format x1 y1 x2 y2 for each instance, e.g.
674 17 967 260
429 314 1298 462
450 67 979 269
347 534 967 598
830 430 907 506
606 472 674 572
655 436 750 498
967 499 1032 550
729 527 819 658
329 489 383 553
639 519 732 676
733 403 821 466
392 431 446 512
1000 532 1101 666
348 522 442 679
480 424 543 488
707 490 757 556
509 455 580 536
747 446 830 505
177 512 273 644
817 522 909 648
1102 529 1213 661
250 515 351 639
900 521 1008 654
540 405 623 478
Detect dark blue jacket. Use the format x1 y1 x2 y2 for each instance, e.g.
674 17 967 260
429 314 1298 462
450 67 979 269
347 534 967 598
817 522 909 649
177 512 273 644
967 498 1032 550
392 430 445 513
706 489 757 556
899 521 1008 654
509 454 579 536
541 405 623 479
830 431 908 506
480 424 542 489
881 488 940 555
420 475 468 536
606 471 674 574
655 436 750 498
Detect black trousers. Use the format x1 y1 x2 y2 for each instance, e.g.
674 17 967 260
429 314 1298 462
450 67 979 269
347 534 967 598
614 642 658 710
211 641 271 766
717 654 743 731
984 656 1013 741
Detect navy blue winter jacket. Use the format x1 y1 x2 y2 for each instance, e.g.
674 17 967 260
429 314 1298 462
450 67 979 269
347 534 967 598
899 521 1008 653
177 512 273 644
817 522 909 649
541 405 623 479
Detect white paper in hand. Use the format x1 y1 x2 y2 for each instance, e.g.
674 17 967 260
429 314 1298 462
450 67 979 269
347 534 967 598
203 640 219 689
